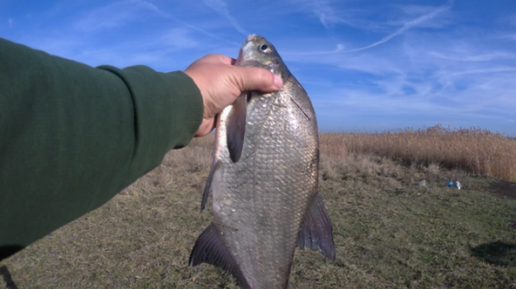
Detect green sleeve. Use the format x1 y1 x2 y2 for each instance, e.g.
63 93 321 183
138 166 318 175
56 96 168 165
0 38 203 260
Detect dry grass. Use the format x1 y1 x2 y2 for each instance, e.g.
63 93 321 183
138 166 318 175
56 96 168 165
338 125 516 182
1 129 516 288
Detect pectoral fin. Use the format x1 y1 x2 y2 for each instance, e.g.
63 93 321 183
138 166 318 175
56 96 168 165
189 223 250 288
226 93 247 163
297 193 336 261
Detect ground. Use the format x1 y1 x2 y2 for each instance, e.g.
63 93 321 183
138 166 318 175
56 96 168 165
488 179 516 200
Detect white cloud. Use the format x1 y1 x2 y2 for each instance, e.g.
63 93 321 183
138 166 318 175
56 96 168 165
284 43 344 56
500 33 516 41
311 0 344 29
430 51 516 62
289 0 385 33
132 0 163 15
394 4 452 28
73 1 150 32
283 23 516 131
160 28 198 50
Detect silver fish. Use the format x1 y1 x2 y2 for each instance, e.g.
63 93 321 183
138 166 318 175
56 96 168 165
189 34 335 289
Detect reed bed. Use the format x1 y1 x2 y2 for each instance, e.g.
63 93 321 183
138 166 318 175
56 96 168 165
328 125 516 182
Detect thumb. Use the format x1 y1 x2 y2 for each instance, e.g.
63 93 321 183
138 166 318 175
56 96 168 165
231 66 283 93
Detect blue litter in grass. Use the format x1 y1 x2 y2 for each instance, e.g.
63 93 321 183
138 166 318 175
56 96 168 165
447 181 461 189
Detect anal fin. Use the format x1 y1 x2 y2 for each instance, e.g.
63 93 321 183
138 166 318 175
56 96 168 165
297 193 336 261
189 223 250 288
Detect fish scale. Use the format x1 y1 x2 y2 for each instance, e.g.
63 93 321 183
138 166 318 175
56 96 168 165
189 34 335 289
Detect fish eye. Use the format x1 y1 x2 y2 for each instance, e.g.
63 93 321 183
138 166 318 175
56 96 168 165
259 44 272 53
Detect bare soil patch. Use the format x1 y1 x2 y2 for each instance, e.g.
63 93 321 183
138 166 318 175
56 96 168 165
488 179 516 200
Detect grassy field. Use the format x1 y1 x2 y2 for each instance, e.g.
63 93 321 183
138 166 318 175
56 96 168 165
2 130 516 288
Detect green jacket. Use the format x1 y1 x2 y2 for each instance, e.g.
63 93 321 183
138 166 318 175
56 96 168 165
0 38 203 261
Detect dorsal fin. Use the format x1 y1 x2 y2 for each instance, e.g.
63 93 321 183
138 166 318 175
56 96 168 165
189 223 250 288
297 193 336 261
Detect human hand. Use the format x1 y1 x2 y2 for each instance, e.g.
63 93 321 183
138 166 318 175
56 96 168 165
184 54 283 137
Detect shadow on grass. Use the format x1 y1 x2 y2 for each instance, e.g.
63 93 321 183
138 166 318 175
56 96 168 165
470 241 516 267
0 266 18 289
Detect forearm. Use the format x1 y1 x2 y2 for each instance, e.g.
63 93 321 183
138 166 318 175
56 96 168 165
0 38 203 259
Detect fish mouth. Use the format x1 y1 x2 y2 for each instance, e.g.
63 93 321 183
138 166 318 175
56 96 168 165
236 35 258 64
245 34 267 44
246 34 262 43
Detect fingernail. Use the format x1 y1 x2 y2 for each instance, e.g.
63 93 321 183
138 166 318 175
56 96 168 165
273 75 283 89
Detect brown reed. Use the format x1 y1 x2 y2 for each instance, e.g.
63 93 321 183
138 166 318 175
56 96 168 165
336 124 516 181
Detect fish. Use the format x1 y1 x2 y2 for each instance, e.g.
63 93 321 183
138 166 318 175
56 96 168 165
189 34 335 289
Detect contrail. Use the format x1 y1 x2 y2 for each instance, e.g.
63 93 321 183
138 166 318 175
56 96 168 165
344 0 455 53
133 0 241 46
204 0 249 36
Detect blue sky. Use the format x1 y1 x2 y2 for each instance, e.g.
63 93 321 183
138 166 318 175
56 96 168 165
2 0 516 136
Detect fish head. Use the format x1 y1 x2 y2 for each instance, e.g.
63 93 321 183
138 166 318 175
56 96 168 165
236 34 291 82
